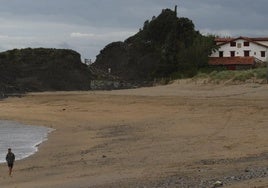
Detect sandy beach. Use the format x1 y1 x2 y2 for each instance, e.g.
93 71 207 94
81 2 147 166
0 80 267 188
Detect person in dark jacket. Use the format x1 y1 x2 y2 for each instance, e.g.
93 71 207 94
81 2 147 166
6 148 15 176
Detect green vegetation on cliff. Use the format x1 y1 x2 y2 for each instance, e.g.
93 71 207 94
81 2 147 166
92 8 217 80
0 48 92 93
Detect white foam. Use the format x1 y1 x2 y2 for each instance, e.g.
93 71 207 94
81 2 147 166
0 120 54 163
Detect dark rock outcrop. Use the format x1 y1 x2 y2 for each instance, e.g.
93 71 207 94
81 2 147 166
92 41 161 81
91 9 178 81
91 8 216 81
0 48 92 94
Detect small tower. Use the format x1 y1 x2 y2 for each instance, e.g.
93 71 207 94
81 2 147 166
175 5 177 16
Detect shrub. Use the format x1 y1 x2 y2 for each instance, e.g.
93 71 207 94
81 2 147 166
253 68 267 79
210 70 234 80
233 71 254 81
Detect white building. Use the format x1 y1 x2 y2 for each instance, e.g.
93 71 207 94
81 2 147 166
211 36 268 62
209 36 268 69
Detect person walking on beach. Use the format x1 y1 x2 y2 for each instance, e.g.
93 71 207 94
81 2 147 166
6 148 15 176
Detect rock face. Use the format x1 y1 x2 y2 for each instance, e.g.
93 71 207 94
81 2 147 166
92 7 216 81
0 48 92 94
92 41 161 81
91 8 181 81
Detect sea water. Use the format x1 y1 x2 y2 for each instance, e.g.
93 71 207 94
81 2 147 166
0 120 53 163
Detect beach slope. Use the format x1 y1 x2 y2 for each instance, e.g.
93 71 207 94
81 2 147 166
0 80 267 187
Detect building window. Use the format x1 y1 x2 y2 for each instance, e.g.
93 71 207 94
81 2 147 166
219 51 224 57
261 51 266 57
230 51 235 57
244 50 250 57
237 43 241 48
244 42 250 46
230 42 236 47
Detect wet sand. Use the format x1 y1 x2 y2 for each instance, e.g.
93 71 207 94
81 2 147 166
0 80 267 187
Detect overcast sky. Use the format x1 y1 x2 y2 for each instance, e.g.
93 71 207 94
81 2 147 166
0 0 267 61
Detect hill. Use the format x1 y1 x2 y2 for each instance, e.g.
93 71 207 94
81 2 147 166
91 8 216 81
0 48 92 95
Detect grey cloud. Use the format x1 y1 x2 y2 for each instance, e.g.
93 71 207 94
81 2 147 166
181 0 268 33
58 42 72 49
0 0 176 28
0 0 267 59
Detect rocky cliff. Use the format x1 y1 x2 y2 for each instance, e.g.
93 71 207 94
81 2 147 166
91 8 215 80
92 41 160 81
0 48 92 94
91 8 190 80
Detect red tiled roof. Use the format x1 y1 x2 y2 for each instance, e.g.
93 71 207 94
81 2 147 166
215 36 268 42
215 36 268 48
209 57 255 65
251 37 268 41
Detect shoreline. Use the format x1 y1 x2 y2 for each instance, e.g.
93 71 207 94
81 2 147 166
0 120 53 164
0 82 267 187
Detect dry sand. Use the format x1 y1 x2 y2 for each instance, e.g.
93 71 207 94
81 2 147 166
0 80 267 188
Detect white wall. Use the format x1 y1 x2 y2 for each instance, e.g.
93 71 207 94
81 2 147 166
211 39 268 62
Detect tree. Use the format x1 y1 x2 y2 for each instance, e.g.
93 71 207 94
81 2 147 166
176 34 217 77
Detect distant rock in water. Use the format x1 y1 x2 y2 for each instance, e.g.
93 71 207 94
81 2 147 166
0 48 92 93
